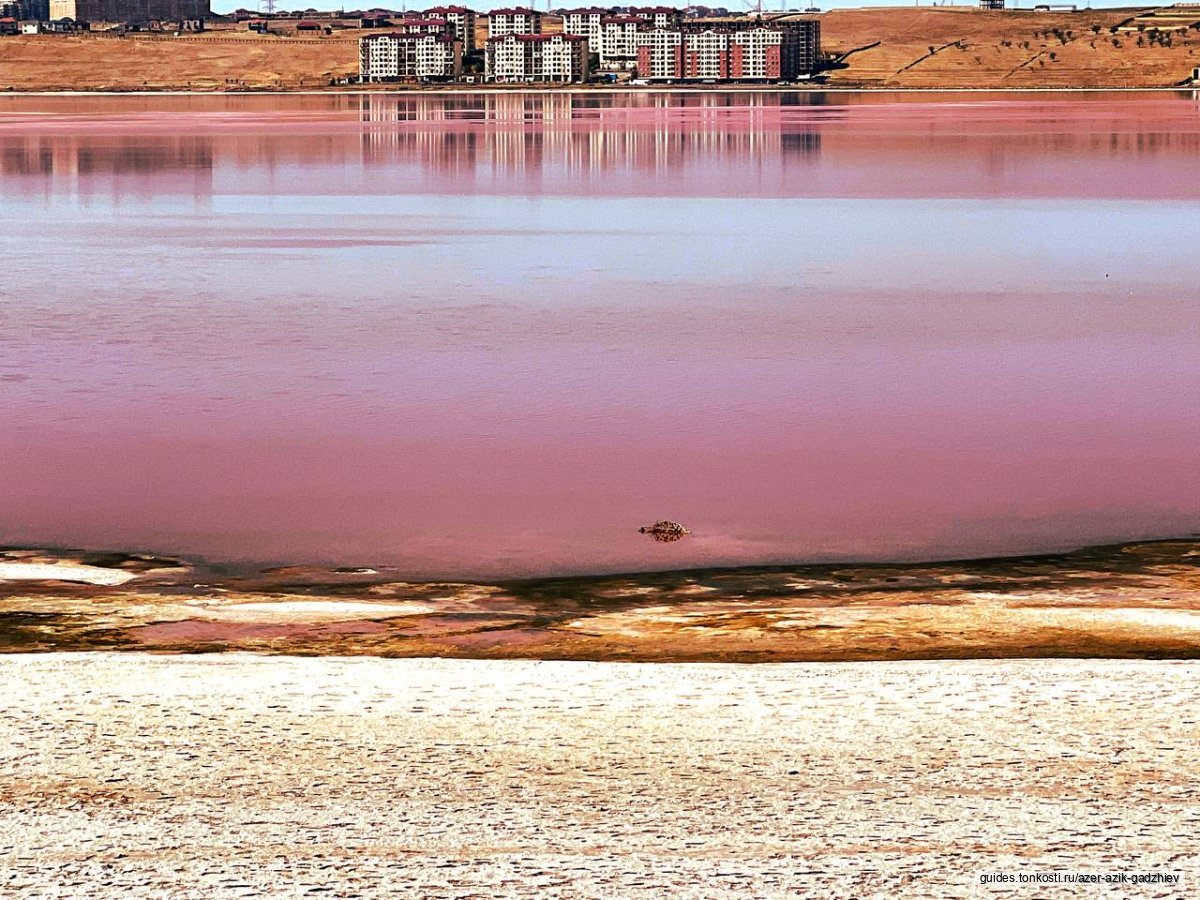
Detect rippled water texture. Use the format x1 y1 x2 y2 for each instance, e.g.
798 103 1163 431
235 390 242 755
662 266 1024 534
2 92 1198 577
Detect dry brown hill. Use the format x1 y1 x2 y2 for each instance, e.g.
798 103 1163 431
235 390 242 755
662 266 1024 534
814 6 1200 88
0 33 359 91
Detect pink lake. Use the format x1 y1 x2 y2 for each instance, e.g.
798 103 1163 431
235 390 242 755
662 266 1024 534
1 91 1198 578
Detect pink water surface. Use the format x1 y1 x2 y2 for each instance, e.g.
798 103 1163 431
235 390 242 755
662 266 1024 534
1 92 1198 577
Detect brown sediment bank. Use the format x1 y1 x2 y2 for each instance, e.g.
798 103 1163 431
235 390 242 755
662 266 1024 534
1 538 1198 661
1 8 1198 92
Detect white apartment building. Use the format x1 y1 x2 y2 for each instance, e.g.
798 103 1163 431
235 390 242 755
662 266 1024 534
423 5 476 51
561 7 606 56
732 27 779 80
486 7 542 38
360 32 462 82
685 30 730 80
600 14 642 65
389 17 452 36
635 27 682 80
485 33 589 83
629 6 681 29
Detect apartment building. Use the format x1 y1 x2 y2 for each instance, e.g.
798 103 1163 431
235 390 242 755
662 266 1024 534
485 32 589 82
561 7 606 56
388 17 451 36
423 5 475 50
1 0 49 19
600 14 642 65
486 6 541 38
635 27 682 80
629 6 681 29
683 29 731 79
360 32 462 82
636 21 820 81
48 0 207 21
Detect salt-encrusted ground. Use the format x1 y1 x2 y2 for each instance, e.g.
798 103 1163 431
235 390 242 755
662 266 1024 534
0 655 1196 898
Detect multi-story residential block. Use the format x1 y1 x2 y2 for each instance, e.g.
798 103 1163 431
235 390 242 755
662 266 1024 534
423 5 475 51
389 17 452 36
730 26 807 80
600 14 643 65
560 7 606 56
48 0 206 20
636 20 820 81
486 6 541 38
1 0 49 19
360 32 462 82
629 6 681 29
485 32 589 82
683 29 731 79
635 27 682 80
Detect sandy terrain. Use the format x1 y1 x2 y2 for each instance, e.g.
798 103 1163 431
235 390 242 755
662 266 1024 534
2 540 1199 661
815 7 1200 88
0 33 359 91
0 654 1195 898
1 8 1198 90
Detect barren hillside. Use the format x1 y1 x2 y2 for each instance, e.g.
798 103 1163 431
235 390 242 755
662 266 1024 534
814 7 1200 88
0 33 359 91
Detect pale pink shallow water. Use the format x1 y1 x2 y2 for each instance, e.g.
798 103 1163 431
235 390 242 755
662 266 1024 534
1 92 1198 578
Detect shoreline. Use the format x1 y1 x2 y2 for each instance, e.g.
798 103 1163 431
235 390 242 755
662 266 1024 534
3 537 1198 663
4 85 1198 96
4 533 1196 585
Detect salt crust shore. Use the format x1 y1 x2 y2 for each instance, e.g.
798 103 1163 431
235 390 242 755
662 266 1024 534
0 564 139 587
0 654 1197 898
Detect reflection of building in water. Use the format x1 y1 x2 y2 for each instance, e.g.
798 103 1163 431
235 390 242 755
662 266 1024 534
355 93 821 188
0 134 213 195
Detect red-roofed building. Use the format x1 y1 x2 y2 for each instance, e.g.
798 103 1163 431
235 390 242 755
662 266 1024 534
629 6 681 28
390 16 451 36
423 5 474 50
486 32 589 82
600 14 642 64
635 20 820 82
486 6 540 38
561 7 606 54
360 31 462 81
